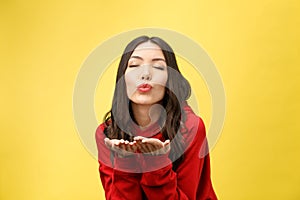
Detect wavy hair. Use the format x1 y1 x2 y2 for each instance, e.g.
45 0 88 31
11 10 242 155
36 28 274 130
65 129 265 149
103 36 191 169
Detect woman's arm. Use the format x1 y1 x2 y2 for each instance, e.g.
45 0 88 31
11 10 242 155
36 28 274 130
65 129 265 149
96 124 143 200
139 117 218 200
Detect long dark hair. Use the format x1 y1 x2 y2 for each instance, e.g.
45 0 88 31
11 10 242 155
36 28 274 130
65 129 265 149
103 36 191 169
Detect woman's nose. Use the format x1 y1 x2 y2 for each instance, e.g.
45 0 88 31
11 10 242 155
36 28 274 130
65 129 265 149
140 65 152 81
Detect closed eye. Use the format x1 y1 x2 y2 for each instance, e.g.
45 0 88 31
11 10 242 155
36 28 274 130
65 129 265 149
128 65 140 68
153 66 166 70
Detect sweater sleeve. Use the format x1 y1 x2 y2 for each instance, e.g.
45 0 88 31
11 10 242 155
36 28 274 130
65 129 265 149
140 117 218 200
95 124 143 200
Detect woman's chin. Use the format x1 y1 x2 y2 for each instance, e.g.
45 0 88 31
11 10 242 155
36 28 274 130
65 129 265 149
131 99 160 106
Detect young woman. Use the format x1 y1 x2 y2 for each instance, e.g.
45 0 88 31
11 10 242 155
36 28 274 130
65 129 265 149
95 36 218 200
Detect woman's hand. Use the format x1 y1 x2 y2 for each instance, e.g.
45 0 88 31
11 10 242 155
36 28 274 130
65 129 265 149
104 138 138 157
134 136 170 156
104 137 170 157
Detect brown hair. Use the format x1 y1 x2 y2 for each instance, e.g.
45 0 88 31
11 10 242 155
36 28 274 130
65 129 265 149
103 36 191 168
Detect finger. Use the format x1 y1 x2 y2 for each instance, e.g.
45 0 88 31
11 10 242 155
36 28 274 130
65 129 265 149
120 140 129 151
144 139 164 150
105 138 121 149
162 141 171 153
152 142 165 154
139 141 150 153
123 142 132 152
146 143 157 152
109 139 121 146
134 136 145 141
104 138 112 148
142 139 161 150
135 141 142 153
163 140 170 146
127 142 137 153
142 138 163 146
111 143 122 153
130 141 138 151
114 140 136 155
141 142 156 153
119 143 126 151
145 139 170 155
119 139 125 146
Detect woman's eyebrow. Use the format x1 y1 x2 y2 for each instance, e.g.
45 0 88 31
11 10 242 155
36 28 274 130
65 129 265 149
129 56 166 62
130 55 143 60
152 58 166 62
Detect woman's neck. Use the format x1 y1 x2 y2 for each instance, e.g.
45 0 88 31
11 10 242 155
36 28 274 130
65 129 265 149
131 103 162 128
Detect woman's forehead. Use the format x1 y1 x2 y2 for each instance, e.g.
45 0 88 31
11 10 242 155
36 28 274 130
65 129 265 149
131 43 163 58
134 41 162 51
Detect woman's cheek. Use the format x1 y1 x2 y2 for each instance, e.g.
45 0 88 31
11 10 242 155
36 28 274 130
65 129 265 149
153 74 168 87
125 74 136 98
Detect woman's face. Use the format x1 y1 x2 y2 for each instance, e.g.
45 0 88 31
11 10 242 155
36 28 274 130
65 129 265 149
125 41 168 106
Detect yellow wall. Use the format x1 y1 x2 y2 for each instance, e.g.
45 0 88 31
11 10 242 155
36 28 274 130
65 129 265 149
1 0 299 199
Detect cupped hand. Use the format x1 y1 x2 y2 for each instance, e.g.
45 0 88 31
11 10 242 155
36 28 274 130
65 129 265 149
104 138 138 157
134 136 170 156
104 137 171 157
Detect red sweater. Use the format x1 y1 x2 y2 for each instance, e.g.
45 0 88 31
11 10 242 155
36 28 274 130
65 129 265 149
95 105 218 200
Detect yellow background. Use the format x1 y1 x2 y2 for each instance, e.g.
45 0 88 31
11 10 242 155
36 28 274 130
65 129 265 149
1 0 299 199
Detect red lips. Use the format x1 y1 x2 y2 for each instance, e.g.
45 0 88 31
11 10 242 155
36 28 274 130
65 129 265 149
137 84 152 92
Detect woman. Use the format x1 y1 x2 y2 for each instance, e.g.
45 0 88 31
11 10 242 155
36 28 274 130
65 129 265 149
95 36 217 200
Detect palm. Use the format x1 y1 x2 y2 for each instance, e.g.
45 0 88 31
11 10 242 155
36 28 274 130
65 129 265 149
104 137 170 156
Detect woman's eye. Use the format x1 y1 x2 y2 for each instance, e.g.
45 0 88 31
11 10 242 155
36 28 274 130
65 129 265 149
128 65 140 68
153 66 166 70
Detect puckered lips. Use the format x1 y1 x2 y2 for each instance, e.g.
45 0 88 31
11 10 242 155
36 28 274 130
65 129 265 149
137 83 152 92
